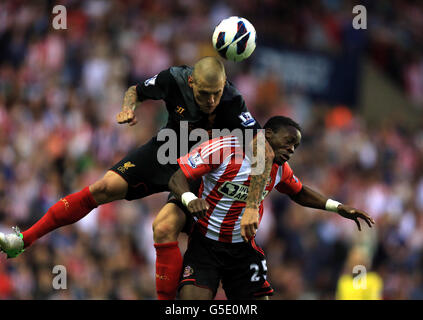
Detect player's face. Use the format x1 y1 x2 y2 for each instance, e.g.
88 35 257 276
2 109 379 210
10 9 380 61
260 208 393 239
189 76 225 114
266 126 301 165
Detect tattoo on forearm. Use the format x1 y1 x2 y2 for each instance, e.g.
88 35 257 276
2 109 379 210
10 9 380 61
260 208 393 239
123 86 137 110
246 161 272 209
246 135 273 209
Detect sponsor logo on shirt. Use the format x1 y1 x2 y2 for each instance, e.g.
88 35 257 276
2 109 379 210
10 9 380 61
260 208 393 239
218 181 269 202
187 152 204 168
238 112 256 127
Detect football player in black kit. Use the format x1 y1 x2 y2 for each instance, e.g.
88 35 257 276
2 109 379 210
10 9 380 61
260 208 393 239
0 57 275 300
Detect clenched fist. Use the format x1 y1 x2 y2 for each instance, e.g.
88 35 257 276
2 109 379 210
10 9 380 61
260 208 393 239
116 106 138 126
187 198 210 219
118 85 139 126
240 207 259 242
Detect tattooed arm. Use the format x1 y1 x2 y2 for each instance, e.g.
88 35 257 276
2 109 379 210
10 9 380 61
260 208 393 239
116 70 171 126
241 131 275 242
116 85 139 126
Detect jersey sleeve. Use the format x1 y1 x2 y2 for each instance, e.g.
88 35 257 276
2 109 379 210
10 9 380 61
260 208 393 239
229 94 262 132
136 68 172 101
275 162 303 195
177 136 241 180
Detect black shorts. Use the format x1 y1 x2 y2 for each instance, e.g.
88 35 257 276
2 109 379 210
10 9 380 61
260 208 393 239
110 136 180 200
178 230 274 300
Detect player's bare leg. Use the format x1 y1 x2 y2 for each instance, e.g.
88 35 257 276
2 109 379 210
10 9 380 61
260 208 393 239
152 203 186 300
179 284 214 300
0 170 128 258
89 170 129 205
153 203 186 243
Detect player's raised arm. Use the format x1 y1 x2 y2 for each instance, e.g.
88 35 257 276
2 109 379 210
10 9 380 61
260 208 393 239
117 69 171 126
116 85 139 126
289 185 375 231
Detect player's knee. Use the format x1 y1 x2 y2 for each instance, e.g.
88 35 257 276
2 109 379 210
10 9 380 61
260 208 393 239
153 204 186 243
90 171 127 204
153 219 179 243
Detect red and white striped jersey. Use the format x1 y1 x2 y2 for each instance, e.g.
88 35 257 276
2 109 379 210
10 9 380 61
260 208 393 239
178 135 303 243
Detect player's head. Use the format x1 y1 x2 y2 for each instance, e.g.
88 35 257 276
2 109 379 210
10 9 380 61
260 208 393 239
189 56 226 114
264 116 302 165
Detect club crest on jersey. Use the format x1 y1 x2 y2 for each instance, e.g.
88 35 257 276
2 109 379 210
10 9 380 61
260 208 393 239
218 181 268 202
187 152 204 168
183 266 194 278
238 112 256 127
117 161 136 173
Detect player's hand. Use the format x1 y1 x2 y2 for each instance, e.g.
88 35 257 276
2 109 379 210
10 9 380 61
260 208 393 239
187 199 209 219
337 205 375 231
116 106 138 126
241 207 259 242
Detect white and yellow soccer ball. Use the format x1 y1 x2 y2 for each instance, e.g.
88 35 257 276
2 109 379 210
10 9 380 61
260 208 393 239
212 16 257 62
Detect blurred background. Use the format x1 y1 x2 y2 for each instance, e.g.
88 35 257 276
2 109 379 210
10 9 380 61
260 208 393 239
0 0 422 300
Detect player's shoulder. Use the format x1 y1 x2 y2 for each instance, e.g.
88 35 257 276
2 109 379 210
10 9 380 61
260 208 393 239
221 79 243 102
283 161 298 171
168 65 194 94
199 135 241 151
280 161 298 180
169 65 193 80
142 67 174 87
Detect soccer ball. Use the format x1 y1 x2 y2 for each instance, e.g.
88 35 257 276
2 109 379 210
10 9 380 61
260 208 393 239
212 16 256 62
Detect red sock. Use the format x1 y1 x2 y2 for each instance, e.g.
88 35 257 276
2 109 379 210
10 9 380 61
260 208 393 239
22 187 98 248
154 241 183 300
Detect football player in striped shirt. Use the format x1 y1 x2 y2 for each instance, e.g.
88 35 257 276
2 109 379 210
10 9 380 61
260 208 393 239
169 116 375 300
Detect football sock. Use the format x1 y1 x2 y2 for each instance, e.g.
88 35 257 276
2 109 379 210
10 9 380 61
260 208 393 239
22 186 98 248
154 241 183 300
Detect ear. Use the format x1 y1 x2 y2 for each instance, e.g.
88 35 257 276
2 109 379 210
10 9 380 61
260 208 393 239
265 127 273 140
188 75 194 88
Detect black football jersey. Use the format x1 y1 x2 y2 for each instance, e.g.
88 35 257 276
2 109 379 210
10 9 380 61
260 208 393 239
136 66 261 139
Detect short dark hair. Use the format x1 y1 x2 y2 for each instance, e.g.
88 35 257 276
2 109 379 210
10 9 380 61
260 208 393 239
263 116 302 133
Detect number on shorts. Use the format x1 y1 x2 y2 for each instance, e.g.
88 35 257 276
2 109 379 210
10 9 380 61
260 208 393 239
250 260 267 282
250 264 260 282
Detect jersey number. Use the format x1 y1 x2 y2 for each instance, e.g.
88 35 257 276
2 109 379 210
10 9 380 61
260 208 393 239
250 260 267 282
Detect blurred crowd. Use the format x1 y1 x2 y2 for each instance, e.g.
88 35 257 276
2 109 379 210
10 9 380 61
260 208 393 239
0 0 422 299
